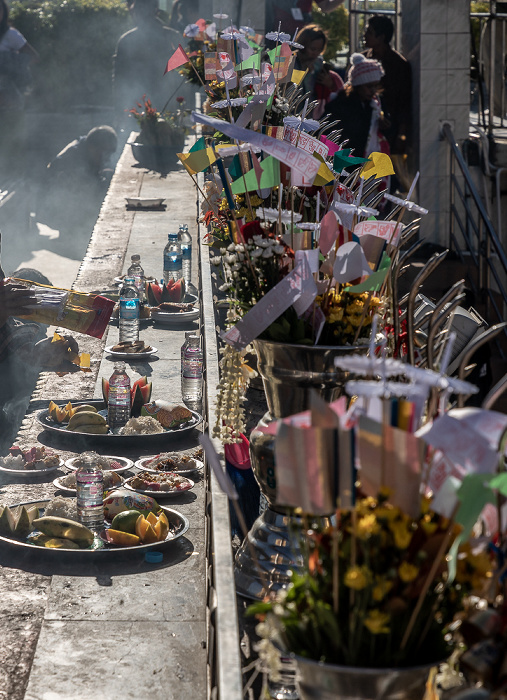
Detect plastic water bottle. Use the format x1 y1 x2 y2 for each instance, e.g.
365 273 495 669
76 452 104 532
163 232 183 283
180 330 194 368
127 254 145 301
179 224 192 286
119 276 140 343
107 362 131 429
181 335 203 403
267 656 299 700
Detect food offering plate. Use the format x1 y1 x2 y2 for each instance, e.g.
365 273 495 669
53 473 125 495
123 473 194 497
0 500 189 554
135 456 203 476
0 460 64 477
105 345 158 360
64 455 134 473
37 401 203 443
151 307 199 325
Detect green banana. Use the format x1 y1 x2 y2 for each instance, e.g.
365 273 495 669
67 410 107 430
71 404 98 415
69 423 109 434
32 516 95 547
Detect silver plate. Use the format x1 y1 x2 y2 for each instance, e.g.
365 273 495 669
64 455 134 473
0 459 64 476
53 474 125 495
37 402 203 443
135 456 203 476
104 345 158 360
123 475 194 497
0 500 189 554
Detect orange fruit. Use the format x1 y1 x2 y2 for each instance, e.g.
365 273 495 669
135 514 149 539
107 529 140 546
141 523 159 544
146 511 158 527
154 512 169 541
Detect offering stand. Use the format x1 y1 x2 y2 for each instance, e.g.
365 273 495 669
0 134 242 699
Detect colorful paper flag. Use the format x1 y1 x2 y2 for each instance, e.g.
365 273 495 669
360 151 395 179
164 44 190 74
177 147 217 175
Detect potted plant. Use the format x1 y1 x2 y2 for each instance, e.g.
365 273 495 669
128 96 189 170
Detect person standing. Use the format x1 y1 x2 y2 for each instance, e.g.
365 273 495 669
363 14 411 158
0 0 38 111
294 24 343 118
265 0 345 39
325 53 389 161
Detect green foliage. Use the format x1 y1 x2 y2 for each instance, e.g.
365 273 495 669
10 0 131 110
311 2 349 62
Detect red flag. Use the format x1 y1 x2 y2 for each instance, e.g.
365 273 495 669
164 44 190 74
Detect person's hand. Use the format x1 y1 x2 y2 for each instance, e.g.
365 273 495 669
0 283 37 327
34 334 80 370
316 67 334 90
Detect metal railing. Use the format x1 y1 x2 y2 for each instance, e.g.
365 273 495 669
442 121 507 356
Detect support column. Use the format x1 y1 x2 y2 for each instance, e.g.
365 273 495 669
403 0 470 246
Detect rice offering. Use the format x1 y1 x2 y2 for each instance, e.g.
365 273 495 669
44 496 78 521
72 451 114 470
119 416 164 435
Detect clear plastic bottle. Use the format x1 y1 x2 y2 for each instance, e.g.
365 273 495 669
180 330 194 369
119 276 140 343
163 232 183 284
76 451 104 532
107 362 131 429
127 254 145 301
179 224 192 286
181 335 203 403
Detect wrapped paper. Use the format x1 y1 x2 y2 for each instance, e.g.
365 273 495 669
13 278 115 339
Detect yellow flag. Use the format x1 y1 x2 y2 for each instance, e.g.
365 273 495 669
312 161 335 186
177 147 217 175
360 151 394 179
291 69 307 85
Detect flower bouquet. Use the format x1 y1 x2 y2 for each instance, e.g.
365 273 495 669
129 96 189 148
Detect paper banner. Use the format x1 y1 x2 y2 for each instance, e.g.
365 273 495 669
221 256 314 350
354 220 402 247
291 68 306 85
177 147 217 175
293 250 318 315
319 135 341 157
189 136 206 153
230 155 280 193
357 415 424 517
447 407 507 453
348 253 391 292
295 248 320 274
267 42 293 66
333 241 372 284
318 211 339 255
360 151 395 179
217 51 237 88
204 52 220 80
416 413 501 475
164 44 189 73
191 111 321 181
283 125 329 158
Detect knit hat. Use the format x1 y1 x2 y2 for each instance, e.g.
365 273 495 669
347 53 384 86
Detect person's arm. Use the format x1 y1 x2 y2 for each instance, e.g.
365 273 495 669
315 0 346 12
0 283 37 329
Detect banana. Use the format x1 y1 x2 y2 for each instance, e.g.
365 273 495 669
70 404 98 416
67 410 107 430
32 516 95 547
69 423 109 434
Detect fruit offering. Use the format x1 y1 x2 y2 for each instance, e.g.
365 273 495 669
0 505 39 539
48 401 99 424
106 510 170 546
31 516 95 548
145 279 186 306
110 340 153 354
101 375 152 416
66 410 109 434
103 488 159 520
126 471 192 493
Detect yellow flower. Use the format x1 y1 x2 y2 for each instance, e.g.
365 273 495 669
355 514 380 540
420 514 438 537
389 520 412 549
344 565 371 590
356 497 377 514
372 577 393 602
363 609 390 634
398 561 419 582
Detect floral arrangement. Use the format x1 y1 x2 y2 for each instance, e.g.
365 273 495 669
129 96 189 146
250 490 495 670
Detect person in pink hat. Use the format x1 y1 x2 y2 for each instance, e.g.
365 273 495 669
325 52 391 161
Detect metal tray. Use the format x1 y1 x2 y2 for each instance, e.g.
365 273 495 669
0 500 189 554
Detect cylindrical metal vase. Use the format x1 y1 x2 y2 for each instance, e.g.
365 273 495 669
235 340 365 599
293 655 441 700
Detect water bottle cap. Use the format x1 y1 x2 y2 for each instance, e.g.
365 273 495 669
131 254 141 262
145 551 163 564
124 276 135 283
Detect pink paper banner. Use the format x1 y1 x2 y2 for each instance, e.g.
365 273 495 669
283 125 329 159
